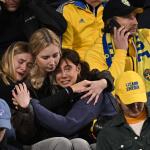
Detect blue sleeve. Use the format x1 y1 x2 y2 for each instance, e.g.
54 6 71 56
31 94 104 136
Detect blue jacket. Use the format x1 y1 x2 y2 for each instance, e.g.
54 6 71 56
31 92 117 136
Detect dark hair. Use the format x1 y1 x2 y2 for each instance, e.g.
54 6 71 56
56 48 90 81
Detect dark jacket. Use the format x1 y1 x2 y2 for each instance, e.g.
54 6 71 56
128 0 145 7
96 105 150 150
138 0 150 29
0 0 67 57
0 77 16 109
30 91 117 137
0 77 35 145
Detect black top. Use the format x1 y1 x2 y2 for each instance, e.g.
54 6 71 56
0 134 23 150
0 0 67 57
138 0 150 29
0 77 17 109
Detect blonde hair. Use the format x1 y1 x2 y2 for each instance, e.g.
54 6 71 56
28 28 61 89
0 41 31 85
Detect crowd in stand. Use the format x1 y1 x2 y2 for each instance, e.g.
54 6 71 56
0 0 150 150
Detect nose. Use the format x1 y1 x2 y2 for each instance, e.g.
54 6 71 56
132 16 138 25
48 58 55 66
61 70 68 78
20 63 27 72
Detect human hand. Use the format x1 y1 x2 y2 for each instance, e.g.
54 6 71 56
113 26 130 50
12 83 30 109
71 80 92 93
81 79 107 105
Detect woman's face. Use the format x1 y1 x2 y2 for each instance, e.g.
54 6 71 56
55 59 81 87
14 52 33 81
36 44 61 73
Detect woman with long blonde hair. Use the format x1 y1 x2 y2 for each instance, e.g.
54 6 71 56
27 27 91 100
0 41 33 108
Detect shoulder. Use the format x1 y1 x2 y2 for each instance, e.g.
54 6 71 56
58 0 85 13
138 28 150 37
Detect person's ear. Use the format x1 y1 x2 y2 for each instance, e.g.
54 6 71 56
77 64 81 75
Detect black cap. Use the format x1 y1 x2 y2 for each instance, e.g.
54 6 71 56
102 0 143 22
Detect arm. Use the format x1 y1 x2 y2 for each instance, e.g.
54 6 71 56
24 0 67 36
61 5 74 49
34 80 92 110
88 69 114 92
31 94 103 136
12 83 104 136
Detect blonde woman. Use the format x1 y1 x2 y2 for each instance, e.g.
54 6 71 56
0 41 33 108
27 27 92 101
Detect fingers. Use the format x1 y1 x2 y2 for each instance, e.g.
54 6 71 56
81 90 93 99
79 86 91 93
13 83 28 94
71 80 91 93
22 82 28 93
12 98 19 110
94 95 99 105
87 93 97 104
12 90 17 98
114 26 129 38
12 100 18 106
124 31 131 39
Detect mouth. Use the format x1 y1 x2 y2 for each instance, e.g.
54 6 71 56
60 80 71 86
17 72 25 77
129 27 137 32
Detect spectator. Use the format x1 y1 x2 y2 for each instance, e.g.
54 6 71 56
0 0 67 58
96 71 150 150
0 98 22 150
0 41 33 109
84 0 150 95
59 0 106 68
59 0 135 84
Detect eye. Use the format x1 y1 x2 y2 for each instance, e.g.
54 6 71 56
53 52 60 58
41 56 49 60
18 60 24 64
64 66 72 72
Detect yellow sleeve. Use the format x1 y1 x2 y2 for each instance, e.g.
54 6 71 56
62 5 74 49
